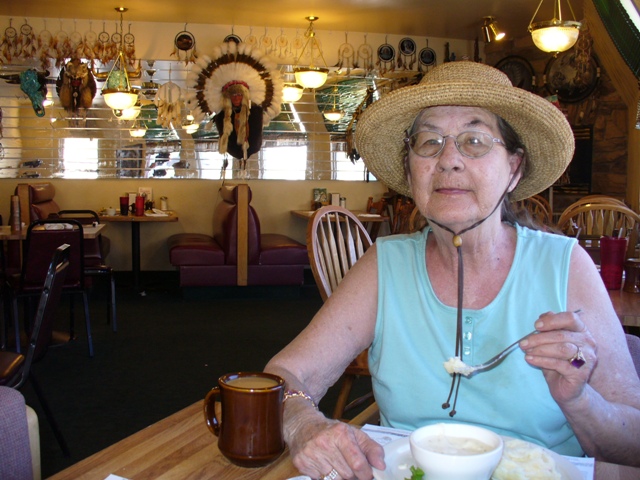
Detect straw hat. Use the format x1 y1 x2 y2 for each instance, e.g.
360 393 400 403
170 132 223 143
355 61 574 201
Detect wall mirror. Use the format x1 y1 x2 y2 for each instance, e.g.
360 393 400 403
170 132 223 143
0 60 416 180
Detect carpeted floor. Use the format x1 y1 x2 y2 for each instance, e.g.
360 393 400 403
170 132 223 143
15 272 371 478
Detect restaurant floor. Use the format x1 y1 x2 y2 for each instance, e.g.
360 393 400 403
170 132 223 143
17 271 373 478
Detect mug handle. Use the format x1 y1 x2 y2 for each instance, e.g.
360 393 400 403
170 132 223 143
203 388 221 436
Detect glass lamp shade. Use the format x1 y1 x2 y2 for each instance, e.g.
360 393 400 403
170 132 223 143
116 105 141 120
295 67 329 89
129 127 146 138
323 110 344 122
530 21 581 53
283 84 304 102
104 91 139 110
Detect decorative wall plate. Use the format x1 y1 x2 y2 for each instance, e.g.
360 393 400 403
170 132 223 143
399 37 416 56
419 47 436 66
544 51 600 103
494 55 535 91
377 43 395 62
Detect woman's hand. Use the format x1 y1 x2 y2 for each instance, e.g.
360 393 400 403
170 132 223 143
287 415 385 480
520 310 597 405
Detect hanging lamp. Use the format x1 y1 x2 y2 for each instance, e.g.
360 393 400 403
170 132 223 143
528 0 581 54
294 16 329 89
323 86 344 122
102 7 139 113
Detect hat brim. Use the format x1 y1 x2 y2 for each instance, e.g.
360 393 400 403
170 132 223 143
355 75 574 201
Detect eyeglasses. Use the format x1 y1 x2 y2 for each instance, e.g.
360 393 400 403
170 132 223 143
404 130 506 159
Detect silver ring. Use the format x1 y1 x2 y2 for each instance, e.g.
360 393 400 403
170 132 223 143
569 345 586 368
321 469 339 480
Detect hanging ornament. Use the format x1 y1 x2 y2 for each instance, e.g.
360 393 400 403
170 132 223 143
376 37 395 75
171 25 197 65
17 19 36 60
418 39 436 73
336 32 355 74
1 19 18 63
357 34 374 75
397 37 416 70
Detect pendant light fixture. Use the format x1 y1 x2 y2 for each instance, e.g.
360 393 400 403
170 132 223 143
323 86 344 122
282 84 304 102
294 16 329 90
102 7 139 113
528 0 581 54
481 16 505 43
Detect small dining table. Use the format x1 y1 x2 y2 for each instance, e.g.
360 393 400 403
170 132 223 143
99 211 178 295
291 209 390 224
48 400 640 480
0 224 107 240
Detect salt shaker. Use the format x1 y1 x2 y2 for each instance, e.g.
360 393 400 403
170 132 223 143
160 196 168 211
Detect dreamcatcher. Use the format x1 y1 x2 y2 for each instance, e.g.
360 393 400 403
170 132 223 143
17 19 36 60
53 21 72 68
68 21 83 58
376 37 395 75
397 37 416 70
418 39 436 73
171 25 197 65
0 19 18 63
81 22 98 60
96 22 114 64
155 67 182 129
336 33 355 74
185 42 283 168
274 29 289 59
123 23 136 66
259 28 274 54
244 28 258 48
37 21 55 70
357 35 374 75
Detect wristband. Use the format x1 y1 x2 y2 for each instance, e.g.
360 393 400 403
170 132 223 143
283 389 318 410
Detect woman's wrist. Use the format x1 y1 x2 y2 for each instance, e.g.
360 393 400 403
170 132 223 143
284 389 318 410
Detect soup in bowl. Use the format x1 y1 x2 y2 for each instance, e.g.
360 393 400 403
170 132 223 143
409 423 503 480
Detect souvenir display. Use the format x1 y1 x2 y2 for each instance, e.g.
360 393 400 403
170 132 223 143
397 37 416 69
357 35 374 74
545 50 600 103
418 39 436 73
376 38 395 74
336 33 356 74
171 27 197 65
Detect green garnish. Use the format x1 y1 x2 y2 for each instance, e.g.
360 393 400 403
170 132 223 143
404 465 424 480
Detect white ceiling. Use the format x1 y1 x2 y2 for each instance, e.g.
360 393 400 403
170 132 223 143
2 0 585 42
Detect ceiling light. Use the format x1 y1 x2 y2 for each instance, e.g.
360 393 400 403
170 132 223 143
528 0 581 54
102 8 139 112
129 124 146 137
282 84 304 102
116 104 141 120
294 16 329 90
323 86 344 122
482 16 506 43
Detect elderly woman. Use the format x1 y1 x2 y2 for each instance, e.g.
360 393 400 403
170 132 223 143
264 62 640 480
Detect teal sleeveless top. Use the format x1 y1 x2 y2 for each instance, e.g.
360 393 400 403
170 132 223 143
369 224 583 456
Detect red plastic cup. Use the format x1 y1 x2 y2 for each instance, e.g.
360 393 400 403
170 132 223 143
135 195 145 216
119 196 129 216
600 236 627 290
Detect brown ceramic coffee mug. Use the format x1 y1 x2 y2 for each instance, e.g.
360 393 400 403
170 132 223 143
204 372 285 468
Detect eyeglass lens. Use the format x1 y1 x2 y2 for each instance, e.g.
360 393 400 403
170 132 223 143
407 130 499 158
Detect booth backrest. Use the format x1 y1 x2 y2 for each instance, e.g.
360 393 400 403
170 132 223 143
212 185 261 266
15 182 61 222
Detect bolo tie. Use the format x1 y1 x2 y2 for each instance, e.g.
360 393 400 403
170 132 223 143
426 182 514 417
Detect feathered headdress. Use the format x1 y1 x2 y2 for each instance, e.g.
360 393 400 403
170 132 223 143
185 42 283 126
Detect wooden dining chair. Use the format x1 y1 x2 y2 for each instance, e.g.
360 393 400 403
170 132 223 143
556 203 640 262
513 194 553 227
307 206 375 419
391 197 416 234
0 244 71 456
365 196 390 241
408 205 428 233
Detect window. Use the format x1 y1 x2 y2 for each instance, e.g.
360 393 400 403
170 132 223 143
63 138 99 179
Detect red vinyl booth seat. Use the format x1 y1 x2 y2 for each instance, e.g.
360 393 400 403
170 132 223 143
168 184 308 287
